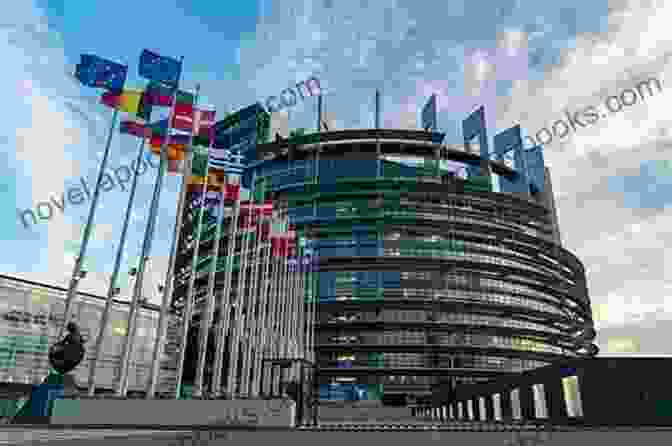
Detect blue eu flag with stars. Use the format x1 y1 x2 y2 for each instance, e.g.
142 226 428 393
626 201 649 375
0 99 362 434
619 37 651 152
74 54 127 92
139 49 182 89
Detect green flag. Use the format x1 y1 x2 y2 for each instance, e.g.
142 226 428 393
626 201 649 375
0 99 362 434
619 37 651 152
191 147 209 177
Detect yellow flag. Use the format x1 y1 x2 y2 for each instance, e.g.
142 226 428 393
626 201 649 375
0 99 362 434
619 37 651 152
116 90 143 113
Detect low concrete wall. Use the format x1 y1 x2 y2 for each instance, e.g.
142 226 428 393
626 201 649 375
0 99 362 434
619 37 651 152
318 405 414 423
50 399 296 427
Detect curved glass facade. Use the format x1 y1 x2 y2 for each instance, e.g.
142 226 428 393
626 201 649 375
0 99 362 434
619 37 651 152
246 130 595 402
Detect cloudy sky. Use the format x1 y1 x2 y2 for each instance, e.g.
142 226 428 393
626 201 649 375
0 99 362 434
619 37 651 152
2 0 669 356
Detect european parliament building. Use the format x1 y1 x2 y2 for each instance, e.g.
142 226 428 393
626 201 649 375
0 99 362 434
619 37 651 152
241 124 596 405
0 113 596 407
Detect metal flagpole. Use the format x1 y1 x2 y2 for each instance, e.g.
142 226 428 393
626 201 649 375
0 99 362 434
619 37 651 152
316 94 322 132
375 89 380 129
226 170 256 398
117 56 184 396
272 217 286 394
278 215 290 385
60 108 120 339
261 200 278 394
240 201 262 396
242 187 264 396
264 214 280 395
146 84 202 398
193 172 226 398
243 216 264 397
290 236 301 379
275 221 287 389
250 202 271 396
173 146 212 399
278 214 290 388
300 242 308 362
286 242 297 381
211 173 241 397
87 137 146 396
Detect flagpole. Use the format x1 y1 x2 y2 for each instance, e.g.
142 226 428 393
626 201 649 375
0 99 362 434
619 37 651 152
146 84 201 398
193 173 226 398
250 199 272 396
237 178 259 397
278 214 290 386
60 108 120 339
316 94 322 133
211 173 241 397
226 170 256 398
117 55 185 396
87 137 146 396
261 198 277 395
375 89 380 129
265 220 279 395
173 143 212 399
240 200 262 396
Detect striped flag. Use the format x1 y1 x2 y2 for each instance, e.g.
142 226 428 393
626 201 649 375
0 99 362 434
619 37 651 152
193 107 216 134
149 143 186 161
209 147 245 174
258 200 273 217
144 81 174 107
120 118 149 138
167 158 185 174
223 182 240 201
148 133 190 147
193 107 216 147
101 89 143 113
239 200 273 217
171 90 195 131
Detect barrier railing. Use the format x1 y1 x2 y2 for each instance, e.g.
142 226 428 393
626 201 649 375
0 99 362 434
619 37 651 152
416 358 672 426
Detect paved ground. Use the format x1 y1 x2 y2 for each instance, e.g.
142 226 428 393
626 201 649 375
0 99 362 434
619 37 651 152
0 429 192 445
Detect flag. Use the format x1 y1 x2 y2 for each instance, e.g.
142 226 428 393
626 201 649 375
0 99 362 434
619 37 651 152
191 147 209 177
253 176 269 203
144 81 174 107
421 94 437 131
171 90 195 131
209 147 245 174
75 54 127 92
101 89 143 113
223 183 240 201
271 236 282 257
281 236 290 257
258 201 273 217
120 118 149 138
237 209 256 230
137 90 153 121
148 119 169 137
138 49 181 88
167 158 184 174
237 201 273 217
149 143 186 161
193 107 216 145
259 222 271 241
187 190 222 214
149 133 190 148
186 171 224 194
193 107 216 134
193 125 215 148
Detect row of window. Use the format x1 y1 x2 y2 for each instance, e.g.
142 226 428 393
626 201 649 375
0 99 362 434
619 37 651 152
321 332 562 354
324 310 563 335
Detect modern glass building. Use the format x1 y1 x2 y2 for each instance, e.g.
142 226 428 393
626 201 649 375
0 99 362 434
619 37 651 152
244 127 596 405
